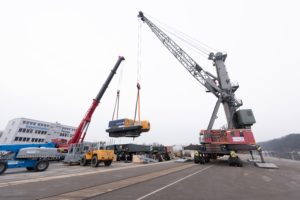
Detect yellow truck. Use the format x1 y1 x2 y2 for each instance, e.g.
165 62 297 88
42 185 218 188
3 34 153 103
80 149 114 167
64 142 114 167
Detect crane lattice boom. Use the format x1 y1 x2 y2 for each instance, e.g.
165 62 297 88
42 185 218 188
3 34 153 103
138 11 243 129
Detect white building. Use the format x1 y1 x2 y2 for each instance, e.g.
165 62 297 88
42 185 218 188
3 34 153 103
0 118 76 144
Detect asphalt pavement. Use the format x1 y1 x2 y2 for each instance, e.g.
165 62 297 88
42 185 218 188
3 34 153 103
0 156 299 200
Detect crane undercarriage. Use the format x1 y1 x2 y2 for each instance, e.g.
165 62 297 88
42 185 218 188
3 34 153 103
194 129 264 166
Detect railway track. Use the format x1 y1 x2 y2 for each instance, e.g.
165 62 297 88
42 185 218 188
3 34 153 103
1 157 299 200
40 163 204 200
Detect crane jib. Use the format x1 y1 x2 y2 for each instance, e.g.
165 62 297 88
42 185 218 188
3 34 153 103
138 12 220 95
95 56 125 102
137 11 249 129
67 56 125 146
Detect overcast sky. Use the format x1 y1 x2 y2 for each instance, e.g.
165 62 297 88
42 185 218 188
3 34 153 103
0 0 299 145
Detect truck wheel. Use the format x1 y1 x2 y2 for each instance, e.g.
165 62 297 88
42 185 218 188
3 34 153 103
229 157 242 167
164 154 170 161
204 154 210 163
91 155 99 167
34 160 49 172
228 157 235 166
104 160 112 166
26 167 34 171
194 157 200 164
80 157 88 166
199 157 205 164
0 161 7 175
237 157 243 167
199 154 205 164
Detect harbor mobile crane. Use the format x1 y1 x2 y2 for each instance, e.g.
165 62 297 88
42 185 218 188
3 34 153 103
57 56 125 166
138 12 265 166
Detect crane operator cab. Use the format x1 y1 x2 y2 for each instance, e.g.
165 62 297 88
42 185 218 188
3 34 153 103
106 118 150 138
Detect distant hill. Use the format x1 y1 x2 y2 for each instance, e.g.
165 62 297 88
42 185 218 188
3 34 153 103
258 134 300 152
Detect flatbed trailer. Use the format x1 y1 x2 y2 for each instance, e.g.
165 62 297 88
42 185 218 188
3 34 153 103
0 143 58 174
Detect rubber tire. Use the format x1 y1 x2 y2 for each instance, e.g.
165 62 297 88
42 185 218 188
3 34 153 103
158 156 163 162
237 157 243 167
34 160 49 172
80 157 88 166
26 167 34 171
0 161 7 175
164 154 170 161
228 157 235 166
104 160 112 166
204 154 210 163
199 156 205 165
229 157 243 167
91 155 99 167
194 157 200 164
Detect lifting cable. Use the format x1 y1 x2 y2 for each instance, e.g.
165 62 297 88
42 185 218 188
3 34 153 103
133 20 142 124
133 83 141 123
111 61 124 120
145 13 218 57
112 90 120 120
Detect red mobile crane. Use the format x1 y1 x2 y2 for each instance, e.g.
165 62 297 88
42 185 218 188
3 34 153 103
53 56 125 152
138 12 265 166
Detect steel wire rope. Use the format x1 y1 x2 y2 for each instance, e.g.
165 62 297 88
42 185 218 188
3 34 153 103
111 59 125 120
111 90 120 120
164 25 218 53
142 13 220 82
166 33 211 58
144 13 217 55
144 17 209 61
161 27 211 56
137 19 142 83
143 22 208 61
117 61 125 91
134 20 142 123
140 13 207 61
148 15 213 54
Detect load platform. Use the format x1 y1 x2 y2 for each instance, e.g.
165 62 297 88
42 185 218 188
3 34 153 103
106 118 150 138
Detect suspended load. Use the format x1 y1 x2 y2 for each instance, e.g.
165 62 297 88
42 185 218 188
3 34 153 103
107 24 150 138
106 118 150 138
107 81 150 138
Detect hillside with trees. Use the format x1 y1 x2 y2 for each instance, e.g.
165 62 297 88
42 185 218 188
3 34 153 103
258 134 300 152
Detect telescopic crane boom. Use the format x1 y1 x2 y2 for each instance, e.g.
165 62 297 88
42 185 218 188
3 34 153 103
69 56 125 145
54 56 125 151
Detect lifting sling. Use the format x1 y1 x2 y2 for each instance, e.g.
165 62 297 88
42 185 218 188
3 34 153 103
112 90 120 120
106 21 150 138
106 83 147 138
133 83 141 123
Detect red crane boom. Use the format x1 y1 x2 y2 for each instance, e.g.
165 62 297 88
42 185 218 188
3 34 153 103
55 56 125 150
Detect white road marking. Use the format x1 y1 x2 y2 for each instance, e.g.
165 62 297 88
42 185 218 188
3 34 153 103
262 175 272 182
40 164 195 200
0 161 174 188
136 165 213 200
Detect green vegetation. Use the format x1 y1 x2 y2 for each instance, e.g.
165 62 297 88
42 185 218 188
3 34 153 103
258 134 300 152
